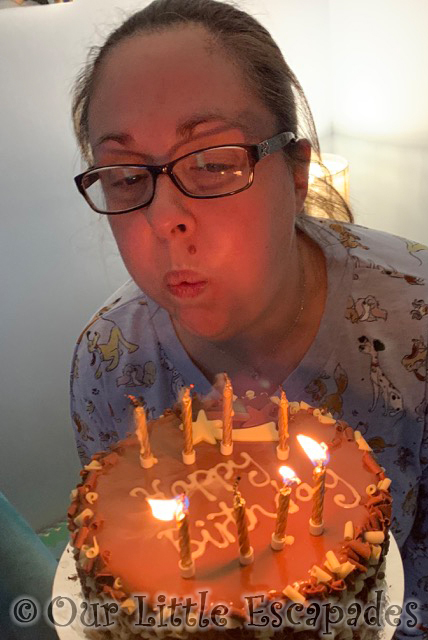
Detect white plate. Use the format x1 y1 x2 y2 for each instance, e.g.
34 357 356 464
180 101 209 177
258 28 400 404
53 535 404 639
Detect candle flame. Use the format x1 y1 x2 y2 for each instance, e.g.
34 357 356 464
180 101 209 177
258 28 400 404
147 499 178 521
147 495 189 522
279 465 300 486
175 494 189 522
296 435 329 466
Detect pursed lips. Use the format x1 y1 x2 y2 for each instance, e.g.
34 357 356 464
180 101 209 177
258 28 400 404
164 270 208 299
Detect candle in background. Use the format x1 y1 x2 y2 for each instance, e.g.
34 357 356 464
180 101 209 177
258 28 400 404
128 395 156 469
297 435 329 536
232 477 254 565
221 374 234 455
277 388 289 460
147 494 195 579
271 465 301 551
181 386 195 465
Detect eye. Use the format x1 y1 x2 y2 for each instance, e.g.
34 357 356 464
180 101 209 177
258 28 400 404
111 173 147 188
199 163 234 173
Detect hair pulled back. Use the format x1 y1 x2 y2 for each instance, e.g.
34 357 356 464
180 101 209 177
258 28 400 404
71 0 352 221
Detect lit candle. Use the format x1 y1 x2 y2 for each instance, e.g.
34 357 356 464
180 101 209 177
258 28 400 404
271 465 301 551
276 388 289 460
311 464 326 529
181 386 195 465
232 477 254 565
297 435 329 536
221 374 234 455
147 494 195 579
129 395 156 469
175 494 195 578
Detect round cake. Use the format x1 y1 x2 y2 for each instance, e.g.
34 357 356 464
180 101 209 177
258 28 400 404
68 390 391 639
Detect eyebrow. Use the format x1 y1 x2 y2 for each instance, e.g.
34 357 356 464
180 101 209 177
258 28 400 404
175 111 259 140
93 110 262 156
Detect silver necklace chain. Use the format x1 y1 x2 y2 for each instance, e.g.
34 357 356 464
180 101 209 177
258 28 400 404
213 260 306 381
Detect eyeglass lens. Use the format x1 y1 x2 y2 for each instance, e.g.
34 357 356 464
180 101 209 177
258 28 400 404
81 146 251 213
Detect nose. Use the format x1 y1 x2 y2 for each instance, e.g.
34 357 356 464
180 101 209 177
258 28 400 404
144 173 196 240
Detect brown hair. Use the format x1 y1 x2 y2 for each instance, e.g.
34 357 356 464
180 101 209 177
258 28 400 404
71 0 352 222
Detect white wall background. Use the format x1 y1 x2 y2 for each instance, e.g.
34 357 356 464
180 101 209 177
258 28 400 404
329 0 428 237
0 0 427 530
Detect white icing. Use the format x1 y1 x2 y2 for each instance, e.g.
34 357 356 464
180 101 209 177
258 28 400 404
318 415 336 424
248 502 277 523
186 402 342 447
129 480 167 500
130 452 362 561
295 469 361 509
295 483 313 503
189 410 222 445
210 421 278 442
288 498 300 515
247 461 273 487
325 468 361 509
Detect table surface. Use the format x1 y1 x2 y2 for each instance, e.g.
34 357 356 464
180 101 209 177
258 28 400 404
53 535 404 639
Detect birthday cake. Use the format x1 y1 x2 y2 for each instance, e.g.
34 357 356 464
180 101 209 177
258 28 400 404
68 388 391 639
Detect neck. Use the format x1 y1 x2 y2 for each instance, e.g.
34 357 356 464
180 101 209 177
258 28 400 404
172 231 326 395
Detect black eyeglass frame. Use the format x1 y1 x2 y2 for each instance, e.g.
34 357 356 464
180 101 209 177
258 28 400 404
74 130 297 215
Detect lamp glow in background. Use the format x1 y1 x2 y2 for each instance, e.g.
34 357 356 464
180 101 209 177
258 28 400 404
309 152 350 204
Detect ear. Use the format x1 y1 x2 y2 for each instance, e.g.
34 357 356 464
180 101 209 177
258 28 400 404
291 138 311 213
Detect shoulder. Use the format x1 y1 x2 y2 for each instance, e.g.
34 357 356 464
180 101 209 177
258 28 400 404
299 214 428 284
89 278 149 321
74 279 153 344
70 279 160 389
69 281 169 455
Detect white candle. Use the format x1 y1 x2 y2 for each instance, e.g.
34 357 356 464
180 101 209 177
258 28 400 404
276 388 289 460
181 386 195 465
129 395 156 469
221 374 234 455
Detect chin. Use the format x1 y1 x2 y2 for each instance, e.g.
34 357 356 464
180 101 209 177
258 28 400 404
174 308 235 342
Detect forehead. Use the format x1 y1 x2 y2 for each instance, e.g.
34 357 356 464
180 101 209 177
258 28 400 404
88 26 275 151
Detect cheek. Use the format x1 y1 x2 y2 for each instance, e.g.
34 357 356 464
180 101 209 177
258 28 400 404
222 194 295 294
109 214 150 252
109 218 135 261
226 193 293 263
108 217 157 281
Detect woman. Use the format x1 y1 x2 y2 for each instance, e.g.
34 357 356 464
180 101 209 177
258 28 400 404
70 0 427 634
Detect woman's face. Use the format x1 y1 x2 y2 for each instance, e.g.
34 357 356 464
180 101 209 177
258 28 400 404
88 26 309 341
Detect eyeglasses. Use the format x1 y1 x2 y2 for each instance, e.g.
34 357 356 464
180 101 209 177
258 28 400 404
74 130 297 215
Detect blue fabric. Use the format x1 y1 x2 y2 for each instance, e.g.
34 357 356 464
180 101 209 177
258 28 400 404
70 215 428 637
0 492 58 640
